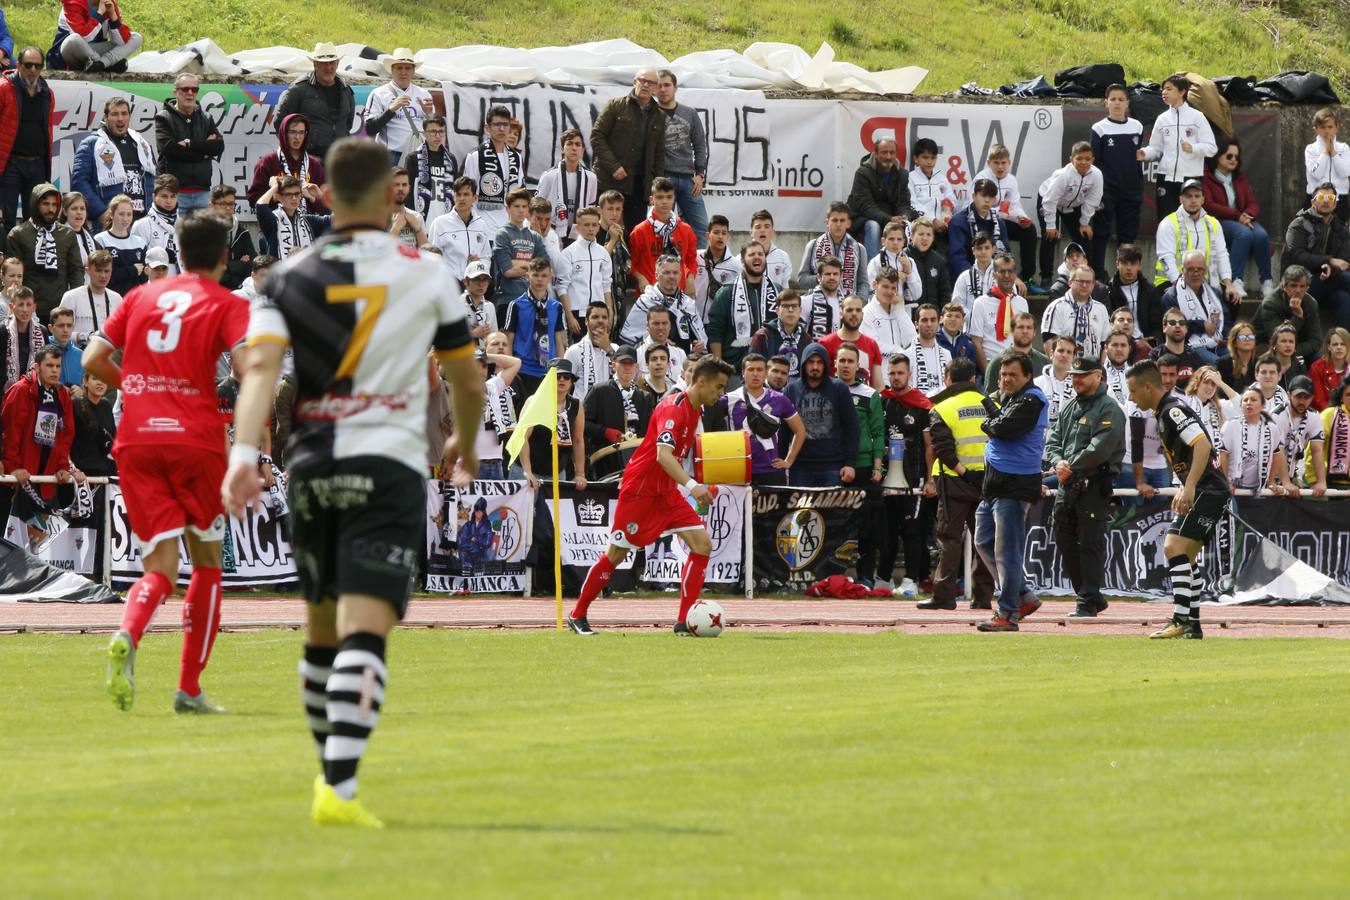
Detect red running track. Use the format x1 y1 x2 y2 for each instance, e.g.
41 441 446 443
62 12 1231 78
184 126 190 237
3 597 1350 638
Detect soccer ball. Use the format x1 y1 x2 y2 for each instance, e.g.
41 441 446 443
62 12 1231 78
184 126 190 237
685 600 726 637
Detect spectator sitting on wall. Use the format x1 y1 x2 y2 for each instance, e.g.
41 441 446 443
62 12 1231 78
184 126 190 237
848 136 910 261
47 0 142 73
71 96 156 222
1283 183 1350 333
1204 136 1275 300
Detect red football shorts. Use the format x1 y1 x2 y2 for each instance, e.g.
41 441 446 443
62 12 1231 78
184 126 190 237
115 444 228 549
610 490 704 551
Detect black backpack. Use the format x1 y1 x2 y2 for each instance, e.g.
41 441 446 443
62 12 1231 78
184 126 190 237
1214 76 1260 105
1054 64 1127 98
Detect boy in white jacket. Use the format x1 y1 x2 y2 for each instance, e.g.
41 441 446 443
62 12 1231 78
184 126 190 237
1305 107 1350 225
1137 73 1217 214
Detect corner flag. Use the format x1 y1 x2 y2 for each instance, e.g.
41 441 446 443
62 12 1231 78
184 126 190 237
505 367 558 465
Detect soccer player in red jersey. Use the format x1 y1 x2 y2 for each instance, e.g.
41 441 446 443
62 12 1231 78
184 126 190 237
83 212 251 714
567 354 734 636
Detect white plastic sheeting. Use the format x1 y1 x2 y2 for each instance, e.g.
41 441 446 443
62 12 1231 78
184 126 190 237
126 38 928 94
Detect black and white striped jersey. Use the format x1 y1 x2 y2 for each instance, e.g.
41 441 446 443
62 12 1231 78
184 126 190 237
246 227 474 474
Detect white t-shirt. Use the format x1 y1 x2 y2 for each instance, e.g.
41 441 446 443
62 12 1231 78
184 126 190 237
366 82 433 154
906 340 952 397
968 291 1028 359
1220 417 1288 489
61 285 123 344
476 374 508 461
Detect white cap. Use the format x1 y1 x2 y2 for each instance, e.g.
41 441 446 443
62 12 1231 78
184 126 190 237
464 259 491 280
145 247 171 269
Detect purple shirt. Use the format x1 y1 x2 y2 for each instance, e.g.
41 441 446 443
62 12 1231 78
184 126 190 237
720 386 798 474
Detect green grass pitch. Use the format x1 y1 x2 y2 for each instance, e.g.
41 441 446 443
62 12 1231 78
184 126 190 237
5 629 1349 898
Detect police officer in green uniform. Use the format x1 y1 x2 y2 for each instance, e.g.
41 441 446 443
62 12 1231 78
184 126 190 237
1044 355 1126 617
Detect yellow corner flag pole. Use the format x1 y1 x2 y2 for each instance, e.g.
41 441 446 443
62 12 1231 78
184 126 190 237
552 425 563 629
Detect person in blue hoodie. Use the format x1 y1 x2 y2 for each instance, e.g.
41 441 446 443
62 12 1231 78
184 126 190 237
783 341 859 487
947 178 1009 281
973 350 1049 632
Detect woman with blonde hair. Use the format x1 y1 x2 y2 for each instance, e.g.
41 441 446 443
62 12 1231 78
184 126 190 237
1219 386 1299 495
1183 365 1240 451
1218 320 1258 391
1310 326 1349 409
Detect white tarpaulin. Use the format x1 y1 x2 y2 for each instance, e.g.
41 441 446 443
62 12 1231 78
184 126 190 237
127 38 927 94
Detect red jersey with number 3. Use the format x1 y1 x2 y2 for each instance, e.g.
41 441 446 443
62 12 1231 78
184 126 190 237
97 273 249 455
619 390 702 499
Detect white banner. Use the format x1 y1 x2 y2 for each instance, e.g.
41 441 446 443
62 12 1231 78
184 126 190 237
109 483 297 588
642 485 746 586
5 515 98 575
424 479 533 594
556 489 639 572
44 80 1063 232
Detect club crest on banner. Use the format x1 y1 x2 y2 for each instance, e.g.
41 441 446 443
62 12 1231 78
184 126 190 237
775 508 825 570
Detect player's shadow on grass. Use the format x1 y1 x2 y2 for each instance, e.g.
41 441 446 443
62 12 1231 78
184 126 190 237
402 821 728 836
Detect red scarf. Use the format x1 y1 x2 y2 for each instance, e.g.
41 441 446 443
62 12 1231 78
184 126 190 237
881 386 933 410
990 285 1015 342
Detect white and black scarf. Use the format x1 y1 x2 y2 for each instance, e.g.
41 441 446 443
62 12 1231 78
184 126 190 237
34 222 58 271
93 126 155 191
1105 362 1129 406
6 318 45 387
619 380 639 428
964 205 1007 255
145 206 178 266
812 232 859 296
557 165 587 237
275 208 312 259
279 150 313 213
1328 407 1350 477
1236 416 1275 489
1173 282 1222 349
416 143 454 217
1185 394 1227 452
731 275 775 347
912 342 945 395
574 340 610 399
484 375 517 437
474 141 521 208
648 210 681 257
1285 410 1314 479
806 287 838 338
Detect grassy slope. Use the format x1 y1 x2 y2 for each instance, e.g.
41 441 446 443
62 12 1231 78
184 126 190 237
3 0 1350 94
5 630 1349 897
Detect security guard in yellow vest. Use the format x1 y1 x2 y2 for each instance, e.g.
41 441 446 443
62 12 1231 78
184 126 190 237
917 357 996 610
1152 179 1243 306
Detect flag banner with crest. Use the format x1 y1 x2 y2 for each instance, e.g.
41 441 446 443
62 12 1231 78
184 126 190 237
424 479 533 594
750 487 866 592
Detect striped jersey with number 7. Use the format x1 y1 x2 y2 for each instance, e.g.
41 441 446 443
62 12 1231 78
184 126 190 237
246 229 475 474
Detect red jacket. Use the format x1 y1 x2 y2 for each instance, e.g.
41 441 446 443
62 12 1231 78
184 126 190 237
1309 356 1348 411
1202 169 1260 222
0 71 54 176
61 0 133 43
628 218 697 287
3 371 74 478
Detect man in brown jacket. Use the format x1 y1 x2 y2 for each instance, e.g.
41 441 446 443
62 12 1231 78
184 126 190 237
591 68 666 234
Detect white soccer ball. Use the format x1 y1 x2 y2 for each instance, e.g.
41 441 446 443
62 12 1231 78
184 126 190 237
685 600 727 637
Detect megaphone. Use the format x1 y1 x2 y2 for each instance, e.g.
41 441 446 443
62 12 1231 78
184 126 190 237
883 436 909 490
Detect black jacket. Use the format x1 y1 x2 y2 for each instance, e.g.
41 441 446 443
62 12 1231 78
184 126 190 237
906 245 952 307
847 153 910 230
1253 290 1322 360
583 379 654 479
1108 273 1163 344
222 225 257 291
153 99 224 192
980 387 1047 502
881 390 930 486
1284 207 1350 272
274 74 357 159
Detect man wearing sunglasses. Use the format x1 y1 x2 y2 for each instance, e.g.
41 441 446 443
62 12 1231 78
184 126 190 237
1285 182 1350 332
153 74 224 213
0 47 55 237
591 68 666 235
46 0 143 73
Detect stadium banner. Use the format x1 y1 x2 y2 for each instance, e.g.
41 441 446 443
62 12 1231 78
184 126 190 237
108 483 297 589
553 482 639 594
1023 498 1232 601
1226 497 1350 604
0 540 118 603
640 485 746 587
45 80 1061 231
424 479 533 594
5 514 98 576
749 486 865 591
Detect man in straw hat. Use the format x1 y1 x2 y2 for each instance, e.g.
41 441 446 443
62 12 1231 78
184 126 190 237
364 49 435 164
275 42 356 161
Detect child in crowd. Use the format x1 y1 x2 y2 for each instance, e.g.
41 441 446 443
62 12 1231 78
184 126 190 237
905 217 951 307
907 138 955 235
1036 142 1104 289
974 143 1038 291
1091 84 1145 276
695 214 737 319
951 233 997 313
865 220 922 309
747 209 795 291
1305 107 1350 225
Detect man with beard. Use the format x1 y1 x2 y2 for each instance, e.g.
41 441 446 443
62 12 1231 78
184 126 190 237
591 68 666 236
876 355 933 594
820 295 883 389
7 183 82 318
750 290 811 377
905 304 952 397
1158 249 1227 365
71 96 156 220
584 345 654 480
708 352 804 486
783 342 859 487
1281 375 1329 494
248 114 327 214
1045 356 1126 618
564 301 616 400
635 307 686 379
708 241 775 370
968 253 1027 367
802 256 845 339
620 254 706 352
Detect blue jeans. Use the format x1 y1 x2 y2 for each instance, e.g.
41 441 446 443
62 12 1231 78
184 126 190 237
790 466 842 488
861 219 882 261
974 497 1034 619
1114 466 1171 509
478 459 505 480
668 174 709 248
1311 269 1350 332
176 189 211 213
1220 218 1273 284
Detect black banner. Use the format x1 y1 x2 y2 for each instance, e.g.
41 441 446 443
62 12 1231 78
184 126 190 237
0 540 119 603
750 487 865 591
1231 497 1350 590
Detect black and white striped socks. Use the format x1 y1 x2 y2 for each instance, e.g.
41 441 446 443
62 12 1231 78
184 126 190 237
299 644 336 761
1167 555 1198 624
323 633 387 801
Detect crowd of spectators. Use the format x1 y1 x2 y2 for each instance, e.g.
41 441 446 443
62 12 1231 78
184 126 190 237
0 30 1343 596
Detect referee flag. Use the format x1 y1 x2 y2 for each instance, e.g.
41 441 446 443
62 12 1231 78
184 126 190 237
505 367 559 465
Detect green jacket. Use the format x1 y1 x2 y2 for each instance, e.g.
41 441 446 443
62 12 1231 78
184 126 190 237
707 278 763 370
1044 380 1126 480
590 91 666 197
847 382 885 472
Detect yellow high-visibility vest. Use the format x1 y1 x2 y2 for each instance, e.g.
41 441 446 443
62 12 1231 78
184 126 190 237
1154 210 1216 286
929 388 989 477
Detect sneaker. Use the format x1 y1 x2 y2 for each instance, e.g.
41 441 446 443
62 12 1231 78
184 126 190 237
108 59 129 74
106 631 135 711
173 690 226 714
1027 281 1048 296
1017 597 1042 620
566 616 597 636
1230 277 1246 299
894 578 918 598
1150 620 1190 640
673 621 691 636
1095 599 1110 614
977 615 1019 632
873 579 894 593
1183 624 1204 640
915 598 956 610
1261 278 1277 300
1068 603 1098 618
312 775 385 828
85 59 107 74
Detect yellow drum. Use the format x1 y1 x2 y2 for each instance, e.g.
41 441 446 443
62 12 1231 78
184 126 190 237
694 431 752 485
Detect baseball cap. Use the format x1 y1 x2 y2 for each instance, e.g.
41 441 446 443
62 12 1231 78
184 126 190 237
1063 242 1086 259
1180 177 1204 194
1288 375 1315 397
612 345 638 363
464 259 491 280
145 247 171 269
1069 355 1104 375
